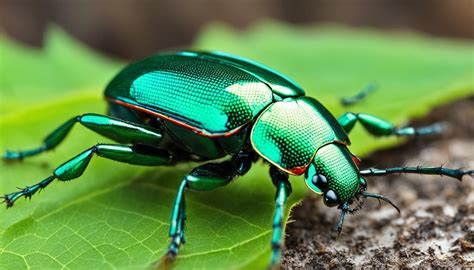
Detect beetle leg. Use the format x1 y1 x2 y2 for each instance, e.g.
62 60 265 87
336 202 350 235
269 166 292 268
3 114 163 161
338 112 444 137
340 82 378 107
360 166 473 181
164 178 187 263
155 154 254 268
1 144 173 208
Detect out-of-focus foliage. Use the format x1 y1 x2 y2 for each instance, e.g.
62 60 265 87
0 22 472 269
0 26 120 116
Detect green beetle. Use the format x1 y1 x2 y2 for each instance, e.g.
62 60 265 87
3 51 472 268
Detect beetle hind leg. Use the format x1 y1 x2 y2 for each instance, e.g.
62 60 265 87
2 144 173 208
2 114 163 161
1 176 55 208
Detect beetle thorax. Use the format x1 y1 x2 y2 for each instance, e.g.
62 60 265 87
304 143 361 206
250 97 350 175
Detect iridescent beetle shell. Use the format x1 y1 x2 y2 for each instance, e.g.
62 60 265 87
106 51 350 174
105 52 276 136
251 96 350 175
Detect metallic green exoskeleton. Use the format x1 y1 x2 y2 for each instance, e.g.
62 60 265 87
3 51 472 268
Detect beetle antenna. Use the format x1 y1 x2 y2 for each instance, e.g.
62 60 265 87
362 192 401 213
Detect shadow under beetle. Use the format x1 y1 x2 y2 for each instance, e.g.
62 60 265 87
3 51 473 268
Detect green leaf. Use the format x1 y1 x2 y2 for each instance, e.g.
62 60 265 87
0 26 121 117
1 22 473 269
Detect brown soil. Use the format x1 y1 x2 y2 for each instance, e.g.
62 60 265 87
283 97 474 269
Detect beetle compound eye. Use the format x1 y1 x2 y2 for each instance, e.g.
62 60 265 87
304 163 325 194
312 174 328 192
323 189 340 207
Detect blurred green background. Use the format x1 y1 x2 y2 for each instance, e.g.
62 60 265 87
1 0 473 60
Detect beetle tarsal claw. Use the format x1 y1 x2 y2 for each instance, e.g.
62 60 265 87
150 251 176 270
466 170 474 178
2 150 23 161
1 195 13 208
362 191 401 213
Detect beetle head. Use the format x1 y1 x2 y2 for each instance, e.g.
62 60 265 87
304 143 399 234
304 143 363 207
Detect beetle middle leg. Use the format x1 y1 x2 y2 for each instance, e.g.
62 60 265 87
155 153 254 267
338 112 444 137
3 114 163 161
1 144 173 207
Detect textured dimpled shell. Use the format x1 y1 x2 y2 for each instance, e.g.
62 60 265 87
196 51 305 98
313 144 359 202
251 96 350 174
130 57 273 134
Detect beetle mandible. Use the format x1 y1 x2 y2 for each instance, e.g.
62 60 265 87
3 51 472 268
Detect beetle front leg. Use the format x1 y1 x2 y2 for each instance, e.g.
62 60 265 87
338 112 444 137
269 166 292 268
1 144 173 207
155 153 254 268
3 114 163 161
